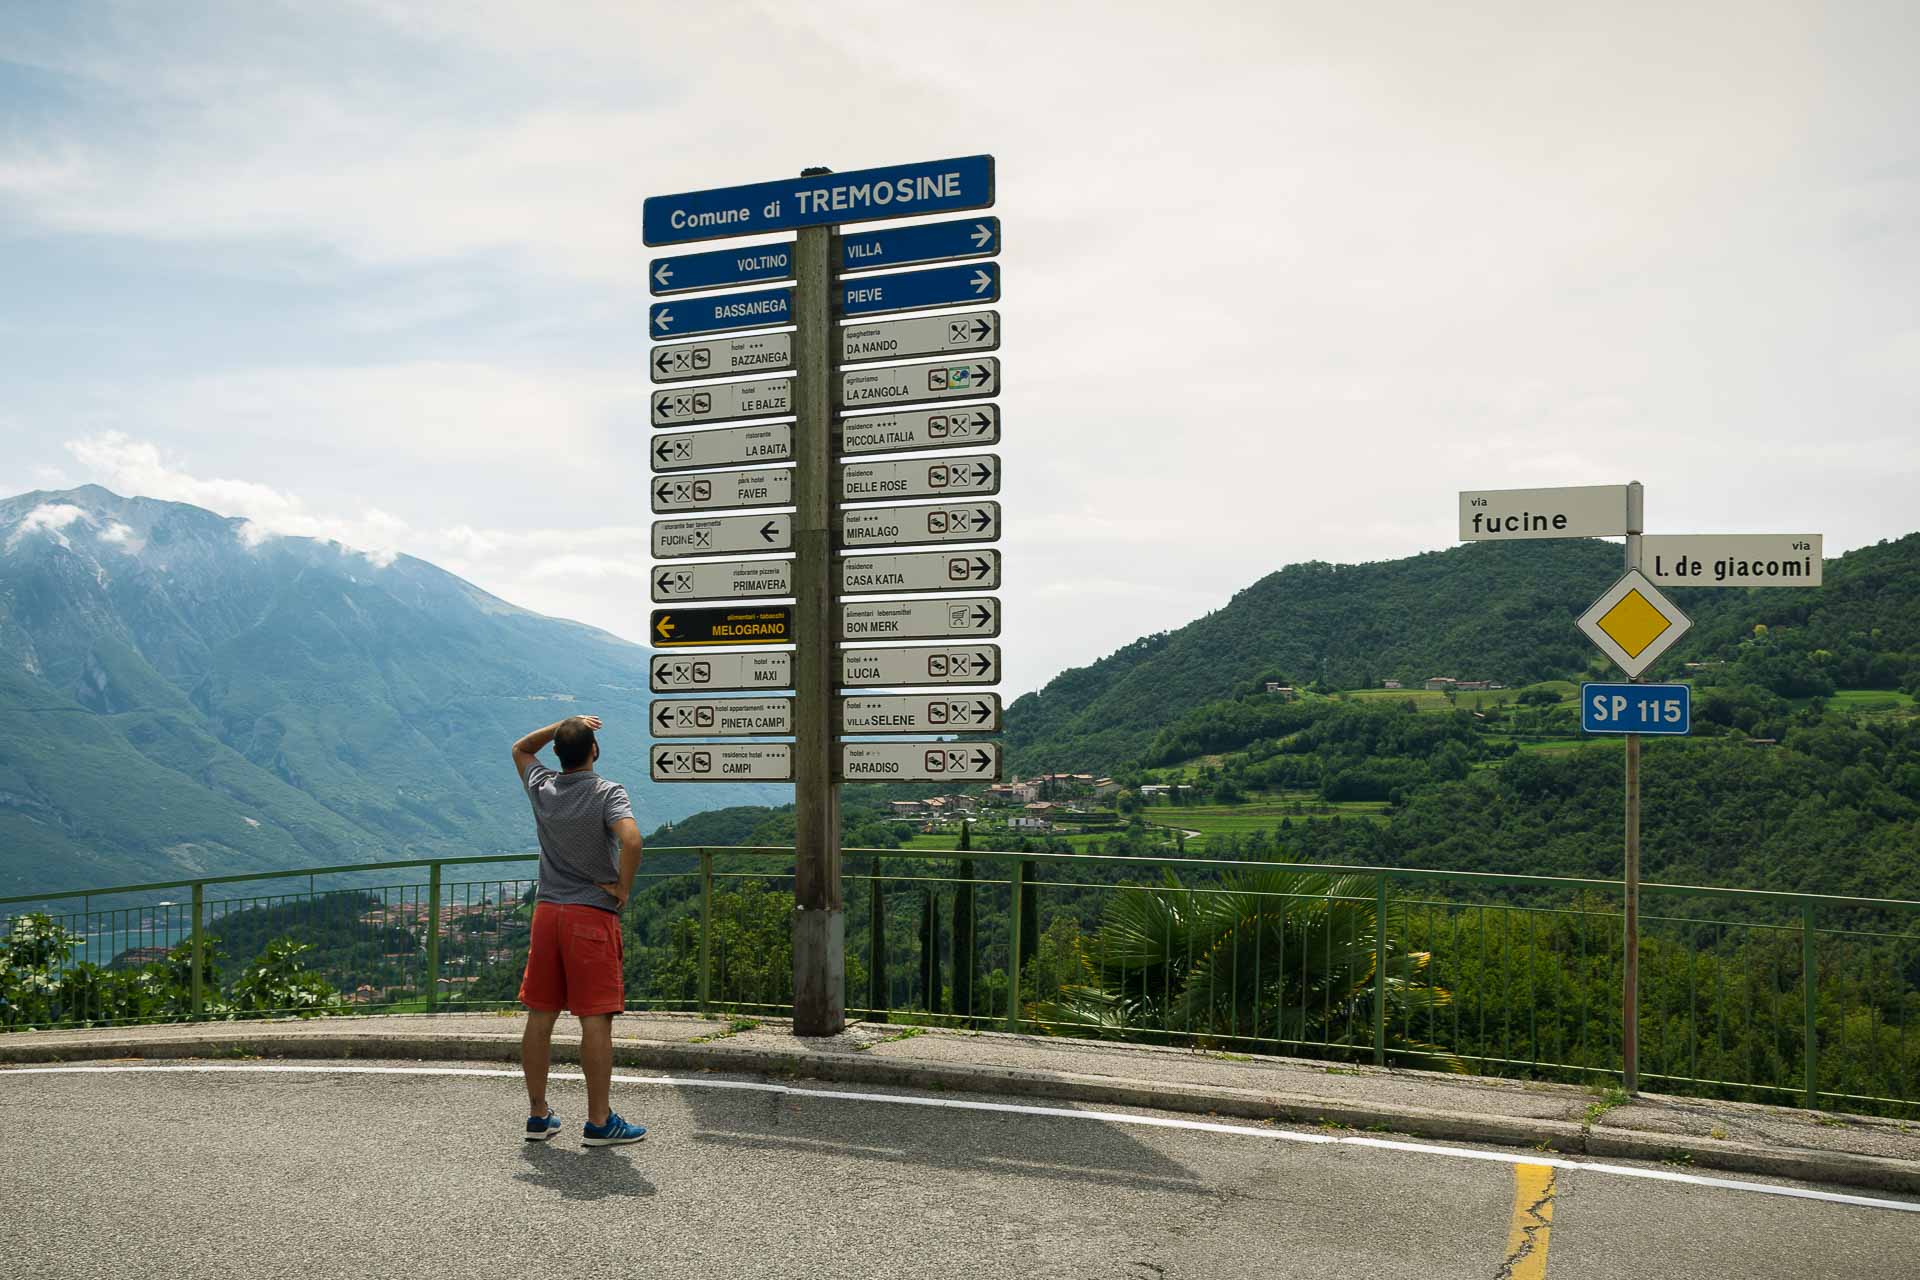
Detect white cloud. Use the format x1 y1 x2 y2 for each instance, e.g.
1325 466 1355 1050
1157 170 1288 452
6 503 92 551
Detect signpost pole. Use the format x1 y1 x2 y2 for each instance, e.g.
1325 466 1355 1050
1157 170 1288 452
791 185 844 1036
1623 480 1644 1095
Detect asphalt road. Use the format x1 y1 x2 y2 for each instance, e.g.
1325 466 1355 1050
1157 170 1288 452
0 1061 1913 1279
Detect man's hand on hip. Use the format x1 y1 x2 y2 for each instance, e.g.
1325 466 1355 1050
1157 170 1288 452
597 882 629 908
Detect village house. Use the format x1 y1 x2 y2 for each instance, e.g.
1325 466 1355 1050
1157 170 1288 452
1381 679 1403 690
1424 676 1457 691
1264 682 1296 699
1092 778 1121 798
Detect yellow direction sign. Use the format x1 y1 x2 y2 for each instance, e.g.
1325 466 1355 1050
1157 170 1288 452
1576 570 1691 679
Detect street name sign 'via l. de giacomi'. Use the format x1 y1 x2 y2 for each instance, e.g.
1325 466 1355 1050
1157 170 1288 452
1640 534 1824 588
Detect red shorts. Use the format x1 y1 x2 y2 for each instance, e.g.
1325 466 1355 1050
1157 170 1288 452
518 902 625 1016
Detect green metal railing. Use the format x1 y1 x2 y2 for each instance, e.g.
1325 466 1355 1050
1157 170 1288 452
4 847 1917 1113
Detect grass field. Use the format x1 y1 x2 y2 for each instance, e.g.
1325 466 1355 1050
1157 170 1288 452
1338 680 1578 712
1827 689 1917 716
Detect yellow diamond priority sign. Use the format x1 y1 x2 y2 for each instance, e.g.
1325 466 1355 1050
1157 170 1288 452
1577 569 1691 679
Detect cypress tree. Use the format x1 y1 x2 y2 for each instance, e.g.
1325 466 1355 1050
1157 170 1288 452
1019 859 1039 975
920 887 943 1013
867 866 888 1022
951 835 975 1022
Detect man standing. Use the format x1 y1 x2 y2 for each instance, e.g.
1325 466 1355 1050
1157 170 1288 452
512 714 647 1146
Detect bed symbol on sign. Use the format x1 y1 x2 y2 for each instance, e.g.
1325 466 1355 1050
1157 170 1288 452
929 466 951 489
923 750 947 774
927 416 951 438
695 706 715 728
928 655 951 676
928 512 949 533
693 752 712 773
929 703 950 725
692 661 711 682
928 369 949 391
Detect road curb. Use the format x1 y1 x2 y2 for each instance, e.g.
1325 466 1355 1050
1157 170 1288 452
6 1028 1917 1195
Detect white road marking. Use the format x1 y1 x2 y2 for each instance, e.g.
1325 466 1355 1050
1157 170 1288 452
6 1062 1916 1214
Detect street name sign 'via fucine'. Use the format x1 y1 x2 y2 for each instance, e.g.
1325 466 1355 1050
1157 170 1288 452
652 559 793 604
836 406 998 456
644 154 1001 1039
840 645 999 688
1459 485 1630 540
650 423 792 473
650 652 793 694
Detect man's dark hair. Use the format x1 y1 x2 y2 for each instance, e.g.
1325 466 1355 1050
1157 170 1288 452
553 716 598 770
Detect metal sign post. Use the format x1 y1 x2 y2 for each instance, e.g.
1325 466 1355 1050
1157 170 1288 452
1623 480 1644 1095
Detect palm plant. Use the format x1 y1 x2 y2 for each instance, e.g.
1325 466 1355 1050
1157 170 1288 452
1033 867 1457 1068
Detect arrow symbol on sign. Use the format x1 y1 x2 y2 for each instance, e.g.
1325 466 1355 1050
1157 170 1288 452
656 481 673 502
970 223 992 249
973 700 991 722
973 508 992 529
655 615 676 641
656 571 675 593
970 412 991 430
970 270 991 295
654 349 673 373
653 309 673 331
972 465 992 486
759 521 779 543
971 749 993 772
971 653 993 674
971 556 991 577
654 262 673 288
970 319 990 341
654 438 675 462
656 704 674 729
970 604 993 627
971 364 991 383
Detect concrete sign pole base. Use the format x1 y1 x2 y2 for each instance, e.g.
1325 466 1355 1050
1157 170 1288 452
791 906 846 1036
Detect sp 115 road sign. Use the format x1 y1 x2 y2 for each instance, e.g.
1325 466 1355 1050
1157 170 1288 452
841 596 999 642
840 263 999 319
839 360 997 411
652 697 794 737
653 559 793 603
651 422 792 473
650 242 793 296
651 743 793 782
842 454 998 503
651 651 792 693
651 288 792 339
1576 570 1692 679
652 467 793 514
839 550 999 596
652 605 794 648
644 155 995 246
1641 534 1824 588
840 694 1001 733
651 333 793 384
836 406 998 456
651 379 793 428
1460 485 1630 540
840 501 999 549
840 645 999 687
653 513 792 558
840 217 999 273
840 742 1000 783
836 311 998 364
1581 683 1690 736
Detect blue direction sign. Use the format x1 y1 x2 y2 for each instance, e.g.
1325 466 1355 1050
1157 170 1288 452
652 287 792 339
651 241 794 296
1581 682 1691 736
841 217 1000 274
644 155 995 246
839 263 999 319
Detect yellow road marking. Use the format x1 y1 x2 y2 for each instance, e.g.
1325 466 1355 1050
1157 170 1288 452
1499 1163 1556 1279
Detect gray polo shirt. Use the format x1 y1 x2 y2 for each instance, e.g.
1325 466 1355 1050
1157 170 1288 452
521 761 636 912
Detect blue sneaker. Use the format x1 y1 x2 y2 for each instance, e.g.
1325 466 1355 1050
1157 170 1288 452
525 1109 561 1142
582 1112 646 1147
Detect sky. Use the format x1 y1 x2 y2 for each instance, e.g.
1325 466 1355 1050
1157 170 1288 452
1 1 1916 697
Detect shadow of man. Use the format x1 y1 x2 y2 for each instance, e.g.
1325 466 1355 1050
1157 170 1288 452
515 1144 657 1202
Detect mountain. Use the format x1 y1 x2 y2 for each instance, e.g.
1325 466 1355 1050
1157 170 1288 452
1006 535 1920 773
0 486 783 895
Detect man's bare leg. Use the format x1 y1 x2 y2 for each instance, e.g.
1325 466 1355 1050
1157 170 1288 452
580 1013 615 1126
522 1008 562 1117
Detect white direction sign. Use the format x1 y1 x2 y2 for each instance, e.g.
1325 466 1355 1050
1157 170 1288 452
652 513 792 559
1641 534 1824 588
836 406 999 456
651 422 792 473
652 467 793 514
840 645 999 687
840 693 1001 733
840 501 999 549
1460 485 1630 540
651 333 792 384
839 550 999 596
841 742 1000 783
652 697 793 738
837 311 999 364
841 454 998 503
838 359 998 412
653 559 794 603
1576 570 1693 679
651 378 793 428
841 596 999 642
651 742 793 783
651 651 793 693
